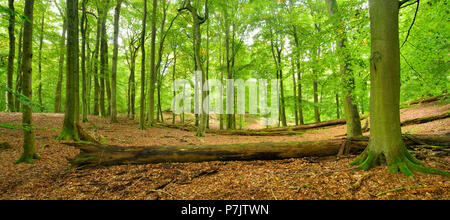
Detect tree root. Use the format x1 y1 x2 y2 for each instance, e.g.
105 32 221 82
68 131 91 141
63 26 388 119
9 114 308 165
57 127 79 141
14 153 40 164
351 148 450 177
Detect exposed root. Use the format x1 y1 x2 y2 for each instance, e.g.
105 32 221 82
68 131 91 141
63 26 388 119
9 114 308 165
57 127 79 141
14 153 40 164
351 148 450 177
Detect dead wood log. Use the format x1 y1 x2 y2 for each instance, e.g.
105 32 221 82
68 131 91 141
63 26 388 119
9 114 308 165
400 111 449 126
407 95 447 105
65 133 450 168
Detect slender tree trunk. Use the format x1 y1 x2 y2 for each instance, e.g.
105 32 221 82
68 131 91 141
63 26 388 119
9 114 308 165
148 0 158 126
206 18 210 129
57 0 79 141
326 0 362 138
110 0 123 123
224 15 233 130
81 0 88 122
129 51 137 120
55 20 67 113
93 7 101 116
277 49 287 127
14 26 23 112
292 58 298 126
313 46 321 123
105 44 111 117
336 93 340 119
37 12 45 112
99 1 109 117
292 26 304 125
139 0 147 130
6 0 15 112
172 49 177 124
16 0 39 164
86 30 92 115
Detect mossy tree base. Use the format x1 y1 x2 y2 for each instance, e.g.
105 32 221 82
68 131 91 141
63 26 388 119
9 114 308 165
57 127 79 141
351 147 450 177
14 153 40 164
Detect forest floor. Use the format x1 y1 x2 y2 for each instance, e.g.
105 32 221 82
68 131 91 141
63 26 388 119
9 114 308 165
0 101 449 200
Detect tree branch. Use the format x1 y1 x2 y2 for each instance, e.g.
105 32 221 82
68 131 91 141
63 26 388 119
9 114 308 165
400 0 419 49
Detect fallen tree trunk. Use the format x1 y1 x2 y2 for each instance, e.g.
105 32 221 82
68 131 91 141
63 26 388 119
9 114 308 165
400 111 449 126
66 133 450 168
407 94 447 105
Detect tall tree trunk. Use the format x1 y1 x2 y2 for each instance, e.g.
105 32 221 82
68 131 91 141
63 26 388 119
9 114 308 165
292 26 304 125
172 48 177 124
351 0 448 177
326 0 362 138
80 0 88 122
139 0 147 130
55 19 66 113
292 58 298 126
93 6 102 116
277 49 287 127
148 0 158 126
206 18 210 129
37 12 45 112
128 51 137 120
335 93 340 119
105 44 111 117
99 1 109 117
180 0 208 136
86 30 92 115
6 0 15 112
57 0 79 141
313 47 321 123
16 0 39 164
110 0 123 123
14 26 23 112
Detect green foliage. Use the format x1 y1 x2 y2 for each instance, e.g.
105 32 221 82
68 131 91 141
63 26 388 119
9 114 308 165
0 0 446 126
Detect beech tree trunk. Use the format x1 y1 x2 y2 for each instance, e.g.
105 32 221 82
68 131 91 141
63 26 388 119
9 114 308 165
55 19 67 113
14 26 23 112
37 10 45 112
6 0 15 112
57 0 79 141
349 0 449 177
148 0 158 126
81 0 88 122
326 0 362 138
16 0 39 164
67 134 450 167
111 0 123 123
139 0 147 130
